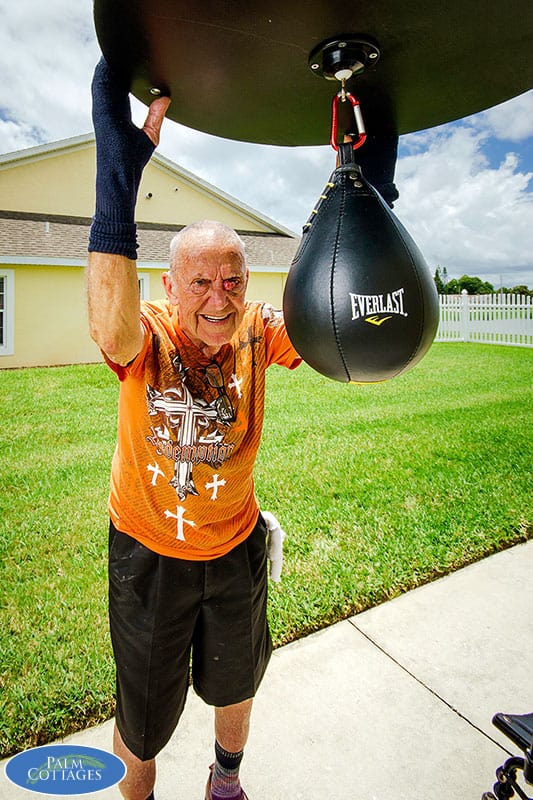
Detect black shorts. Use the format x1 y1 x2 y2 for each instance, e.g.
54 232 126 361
108 514 272 761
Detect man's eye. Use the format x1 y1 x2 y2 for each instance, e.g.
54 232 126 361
191 279 210 294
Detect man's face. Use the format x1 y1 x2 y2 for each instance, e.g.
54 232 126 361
163 235 249 357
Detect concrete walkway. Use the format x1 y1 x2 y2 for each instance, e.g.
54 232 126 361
2 540 533 800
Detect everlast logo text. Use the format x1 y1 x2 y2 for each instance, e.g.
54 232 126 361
349 288 408 322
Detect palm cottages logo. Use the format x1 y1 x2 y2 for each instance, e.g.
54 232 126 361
5 744 126 795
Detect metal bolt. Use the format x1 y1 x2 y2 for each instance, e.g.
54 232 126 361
338 41 347 48
369 52 378 59
150 87 162 96
311 63 320 70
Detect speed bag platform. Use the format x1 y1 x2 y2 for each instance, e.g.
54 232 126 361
93 0 533 145
282 161 439 383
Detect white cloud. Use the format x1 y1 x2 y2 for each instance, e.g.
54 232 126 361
477 90 533 142
0 119 41 154
395 122 533 286
0 0 98 143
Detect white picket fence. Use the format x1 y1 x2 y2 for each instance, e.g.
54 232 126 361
436 293 533 348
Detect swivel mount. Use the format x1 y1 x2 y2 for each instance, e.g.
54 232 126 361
308 36 380 81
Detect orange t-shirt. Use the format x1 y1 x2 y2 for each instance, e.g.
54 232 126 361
105 299 301 559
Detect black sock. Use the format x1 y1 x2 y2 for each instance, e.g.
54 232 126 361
210 740 244 798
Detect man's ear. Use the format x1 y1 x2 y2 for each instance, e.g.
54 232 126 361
162 271 178 305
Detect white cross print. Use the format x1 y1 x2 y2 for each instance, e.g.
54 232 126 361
147 462 165 485
205 473 226 500
164 506 196 541
228 373 243 398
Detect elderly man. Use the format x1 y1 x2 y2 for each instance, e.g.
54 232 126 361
87 59 301 800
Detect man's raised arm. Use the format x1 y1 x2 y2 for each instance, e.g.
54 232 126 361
86 58 170 366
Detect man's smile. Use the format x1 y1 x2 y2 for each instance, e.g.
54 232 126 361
201 313 232 323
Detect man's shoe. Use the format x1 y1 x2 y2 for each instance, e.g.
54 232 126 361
205 765 249 800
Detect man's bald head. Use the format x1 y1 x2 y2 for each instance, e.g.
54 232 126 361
169 220 246 275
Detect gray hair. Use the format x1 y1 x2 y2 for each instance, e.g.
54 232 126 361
169 220 246 271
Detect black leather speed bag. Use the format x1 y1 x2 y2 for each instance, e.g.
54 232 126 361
283 155 439 383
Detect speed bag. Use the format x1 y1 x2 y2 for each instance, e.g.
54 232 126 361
283 162 439 383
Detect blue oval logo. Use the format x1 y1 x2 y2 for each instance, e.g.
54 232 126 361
4 744 126 795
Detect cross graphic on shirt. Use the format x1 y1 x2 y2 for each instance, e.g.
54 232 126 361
164 506 196 541
205 473 226 500
238 328 262 351
147 382 218 499
147 462 165 485
228 373 243 398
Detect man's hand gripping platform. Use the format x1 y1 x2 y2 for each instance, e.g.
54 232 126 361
88 57 171 259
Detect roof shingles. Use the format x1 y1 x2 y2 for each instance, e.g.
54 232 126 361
0 214 300 268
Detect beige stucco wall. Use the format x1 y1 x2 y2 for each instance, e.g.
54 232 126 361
247 271 288 308
0 264 100 368
136 164 267 230
0 147 97 220
0 262 287 369
0 142 268 231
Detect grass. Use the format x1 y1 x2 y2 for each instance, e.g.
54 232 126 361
1 343 532 758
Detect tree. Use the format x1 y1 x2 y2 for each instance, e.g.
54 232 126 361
433 265 450 294
455 275 494 294
434 267 446 294
433 270 530 296
446 278 460 294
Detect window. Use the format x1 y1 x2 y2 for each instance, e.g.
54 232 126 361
138 272 150 301
0 270 14 356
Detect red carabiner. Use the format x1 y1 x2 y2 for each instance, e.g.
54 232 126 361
330 91 367 152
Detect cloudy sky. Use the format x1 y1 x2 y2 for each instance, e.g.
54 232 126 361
1 0 532 288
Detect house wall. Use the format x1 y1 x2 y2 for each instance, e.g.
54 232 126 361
0 262 288 369
247 270 288 308
1 263 99 369
0 143 268 231
137 164 267 230
0 147 97 219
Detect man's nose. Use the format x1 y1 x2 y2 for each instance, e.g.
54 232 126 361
208 282 229 308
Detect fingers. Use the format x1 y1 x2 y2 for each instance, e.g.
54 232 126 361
143 96 172 146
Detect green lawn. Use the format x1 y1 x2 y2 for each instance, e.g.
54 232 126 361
1 343 532 758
